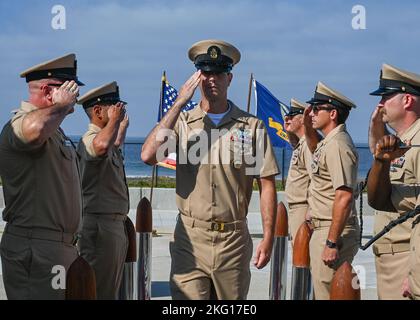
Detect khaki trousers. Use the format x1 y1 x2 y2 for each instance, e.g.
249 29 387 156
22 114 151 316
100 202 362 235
374 250 410 300
309 222 359 300
78 214 128 300
0 231 78 300
288 205 308 246
170 216 253 300
409 222 420 300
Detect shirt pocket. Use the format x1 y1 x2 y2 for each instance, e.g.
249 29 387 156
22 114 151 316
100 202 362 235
111 152 121 168
59 143 75 182
59 143 73 160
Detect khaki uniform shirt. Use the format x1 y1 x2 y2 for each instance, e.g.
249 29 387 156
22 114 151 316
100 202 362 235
373 121 420 247
0 101 81 233
285 136 312 208
389 119 420 214
173 101 279 222
77 124 129 215
308 124 358 221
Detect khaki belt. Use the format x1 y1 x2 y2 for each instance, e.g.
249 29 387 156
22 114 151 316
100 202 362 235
288 203 309 210
179 214 246 232
373 242 411 255
311 216 357 229
5 224 78 245
84 213 127 221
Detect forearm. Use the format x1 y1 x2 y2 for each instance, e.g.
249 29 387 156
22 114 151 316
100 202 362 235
93 119 120 156
304 125 320 153
327 190 353 242
259 176 277 241
367 159 395 211
368 120 388 154
115 125 128 148
22 106 69 145
141 99 184 164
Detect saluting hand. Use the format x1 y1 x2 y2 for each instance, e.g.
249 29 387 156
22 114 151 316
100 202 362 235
368 106 387 154
303 106 313 129
52 80 79 111
374 134 410 162
108 102 125 122
176 70 201 106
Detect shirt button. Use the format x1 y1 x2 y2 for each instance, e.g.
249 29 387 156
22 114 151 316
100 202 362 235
212 202 216 206
212 183 216 189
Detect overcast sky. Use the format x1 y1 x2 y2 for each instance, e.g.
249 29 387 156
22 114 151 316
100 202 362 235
1 0 419 143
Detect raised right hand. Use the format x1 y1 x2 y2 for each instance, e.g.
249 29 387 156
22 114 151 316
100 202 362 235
368 106 387 153
176 70 201 106
52 80 79 110
303 106 313 129
107 102 125 122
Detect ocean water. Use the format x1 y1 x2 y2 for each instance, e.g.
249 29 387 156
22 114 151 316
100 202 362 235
71 136 372 180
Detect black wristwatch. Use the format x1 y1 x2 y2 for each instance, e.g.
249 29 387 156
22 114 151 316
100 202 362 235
326 239 337 249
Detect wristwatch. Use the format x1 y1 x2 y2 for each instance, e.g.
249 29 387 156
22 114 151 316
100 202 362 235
325 239 337 249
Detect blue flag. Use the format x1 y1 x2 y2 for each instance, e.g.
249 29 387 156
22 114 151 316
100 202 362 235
254 80 291 148
158 77 198 121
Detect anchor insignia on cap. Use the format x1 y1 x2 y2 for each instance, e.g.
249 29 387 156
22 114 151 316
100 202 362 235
208 46 220 59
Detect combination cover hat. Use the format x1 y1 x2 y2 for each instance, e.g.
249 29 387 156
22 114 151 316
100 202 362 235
286 98 307 116
307 81 356 110
77 81 126 109
20 53 84 85
188 39 241 73
370 63 420 96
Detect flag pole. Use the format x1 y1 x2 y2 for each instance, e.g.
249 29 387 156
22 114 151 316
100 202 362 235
282 148 285 188
249 74 262 191
246 73 254 113
150 70 166 203
253 76 258 116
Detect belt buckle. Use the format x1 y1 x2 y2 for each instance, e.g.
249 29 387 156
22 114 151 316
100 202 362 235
211 222 225 232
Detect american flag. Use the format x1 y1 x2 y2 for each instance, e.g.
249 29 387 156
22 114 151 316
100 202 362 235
158 81 198 121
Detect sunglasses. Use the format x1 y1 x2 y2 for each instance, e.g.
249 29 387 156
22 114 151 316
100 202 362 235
311 105 336 113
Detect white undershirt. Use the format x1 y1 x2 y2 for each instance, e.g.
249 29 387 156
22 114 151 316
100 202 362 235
206 105 231 126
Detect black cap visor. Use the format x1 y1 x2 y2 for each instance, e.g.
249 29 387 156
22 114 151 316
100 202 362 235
285 107 304 117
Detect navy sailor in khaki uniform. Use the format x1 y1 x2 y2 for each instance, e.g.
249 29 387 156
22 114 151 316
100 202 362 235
304 82 360 300
76 82 130 300
284 98 313 245
141 39 279 299
367 64 420 300
0 54 83 299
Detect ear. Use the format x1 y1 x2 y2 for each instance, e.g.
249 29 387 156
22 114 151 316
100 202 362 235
330 109 339 122
92 105 103 119
403 94 415 110
41 84 54 101
298 115 304 125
